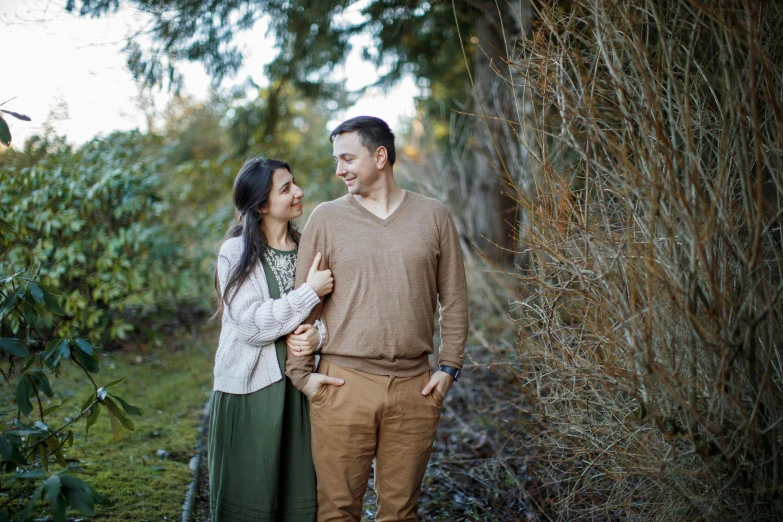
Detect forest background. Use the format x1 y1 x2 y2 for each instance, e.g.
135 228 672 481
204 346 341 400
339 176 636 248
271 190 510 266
1 1 782 521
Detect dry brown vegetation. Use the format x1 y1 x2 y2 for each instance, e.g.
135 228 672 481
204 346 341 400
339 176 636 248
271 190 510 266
406 0 783 519
491 1 783 520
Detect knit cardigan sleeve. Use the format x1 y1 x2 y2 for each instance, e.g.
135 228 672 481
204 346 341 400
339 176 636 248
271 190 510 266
217 239 320 346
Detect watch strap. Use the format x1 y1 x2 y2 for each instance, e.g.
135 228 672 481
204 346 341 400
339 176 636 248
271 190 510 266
439 365 461 381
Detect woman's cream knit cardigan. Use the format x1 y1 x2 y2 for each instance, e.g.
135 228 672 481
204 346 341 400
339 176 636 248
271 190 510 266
213 236 320 394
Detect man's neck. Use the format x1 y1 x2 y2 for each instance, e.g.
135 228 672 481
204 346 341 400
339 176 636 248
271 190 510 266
354 176 404 219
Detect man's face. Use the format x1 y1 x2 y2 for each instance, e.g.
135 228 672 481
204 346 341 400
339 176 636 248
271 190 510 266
332 131 380 196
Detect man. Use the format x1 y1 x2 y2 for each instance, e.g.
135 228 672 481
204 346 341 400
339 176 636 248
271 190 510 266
286 116 469 522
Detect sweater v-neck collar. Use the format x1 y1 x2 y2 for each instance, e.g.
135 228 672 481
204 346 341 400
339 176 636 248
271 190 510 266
347 190 410 227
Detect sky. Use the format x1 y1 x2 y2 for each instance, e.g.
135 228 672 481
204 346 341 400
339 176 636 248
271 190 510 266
0 0 419 148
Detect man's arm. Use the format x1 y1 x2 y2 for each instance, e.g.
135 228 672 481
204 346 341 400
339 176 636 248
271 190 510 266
436 208 469 369
286 208 327 390
422 207 469 396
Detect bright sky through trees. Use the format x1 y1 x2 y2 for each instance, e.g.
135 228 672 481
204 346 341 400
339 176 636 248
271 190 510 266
0 0 418 147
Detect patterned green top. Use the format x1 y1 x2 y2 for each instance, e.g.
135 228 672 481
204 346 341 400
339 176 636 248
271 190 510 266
262 246 297 294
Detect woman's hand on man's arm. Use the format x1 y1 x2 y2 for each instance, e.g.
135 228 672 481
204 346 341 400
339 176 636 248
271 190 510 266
286 323 321 357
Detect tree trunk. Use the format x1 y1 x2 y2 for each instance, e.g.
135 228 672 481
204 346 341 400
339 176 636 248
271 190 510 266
465 0 535 265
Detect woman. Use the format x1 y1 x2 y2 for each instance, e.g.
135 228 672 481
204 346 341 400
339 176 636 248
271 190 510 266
209 157 340 522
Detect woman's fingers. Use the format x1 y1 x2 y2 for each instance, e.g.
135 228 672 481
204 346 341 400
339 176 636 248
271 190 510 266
291 324 310 335
308 252 322 276
286 324 319 357
291 348 314 357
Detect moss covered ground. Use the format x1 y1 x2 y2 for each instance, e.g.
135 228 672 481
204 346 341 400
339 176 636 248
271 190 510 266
1 324 218 521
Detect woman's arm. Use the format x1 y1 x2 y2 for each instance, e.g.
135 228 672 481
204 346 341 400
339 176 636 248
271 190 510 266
218 252 320 346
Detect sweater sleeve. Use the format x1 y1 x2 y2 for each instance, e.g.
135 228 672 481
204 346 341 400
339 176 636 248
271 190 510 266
285 208 328 390
435 208 469 370
218 245 320 347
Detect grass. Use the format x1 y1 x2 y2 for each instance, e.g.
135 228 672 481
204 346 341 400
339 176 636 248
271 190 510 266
1 323 218 521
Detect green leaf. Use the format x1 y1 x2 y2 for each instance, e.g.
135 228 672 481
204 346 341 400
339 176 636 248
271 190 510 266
23 299 39 328
103 377 127 389
0 268 24 284
21 353 38 373
85 403 101 434
64 489 95 515
74 338 93 355
77 346 99 373
43 474 61 502
36 282 61 296
39 443 49 471
105 397 134 431
42 290 65 316
43 340 64 369
44 339 59 355
51 492 66 522
0 338 29 357
28 282 44 303
107 408 123 441
0 291 20 320
60 474 109 505
110 393 142 417
0 115 11 146
18 482 45 522
6 426 47 437
81 392 96 412
43 398 71 416
5 469 47 483
29 371 54 398
59 473 90 492
59 339 72 358
1 433 27 467
54 447 67 467
16 376 33 416
0 109 31 121
0 435 12 460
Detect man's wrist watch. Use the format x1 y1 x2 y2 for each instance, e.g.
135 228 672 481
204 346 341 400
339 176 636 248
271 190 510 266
439 365 461 382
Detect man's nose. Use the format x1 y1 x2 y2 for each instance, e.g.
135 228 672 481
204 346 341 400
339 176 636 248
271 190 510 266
335 162 347 176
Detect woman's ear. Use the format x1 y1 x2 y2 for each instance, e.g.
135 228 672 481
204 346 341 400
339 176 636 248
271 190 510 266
257 206 268 215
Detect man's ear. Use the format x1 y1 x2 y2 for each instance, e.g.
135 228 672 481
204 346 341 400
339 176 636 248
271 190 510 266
374 146 388 169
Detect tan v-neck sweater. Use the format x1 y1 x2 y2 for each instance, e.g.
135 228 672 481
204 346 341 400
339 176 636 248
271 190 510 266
285 190 469 391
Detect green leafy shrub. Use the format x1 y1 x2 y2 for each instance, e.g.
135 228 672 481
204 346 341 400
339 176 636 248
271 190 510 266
1 217 141 521
1 132 212 345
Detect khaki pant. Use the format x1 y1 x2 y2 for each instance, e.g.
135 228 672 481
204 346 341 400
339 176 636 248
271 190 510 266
309 360 444 522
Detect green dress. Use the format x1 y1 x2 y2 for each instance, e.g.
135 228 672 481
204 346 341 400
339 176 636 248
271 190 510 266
208 246 317 522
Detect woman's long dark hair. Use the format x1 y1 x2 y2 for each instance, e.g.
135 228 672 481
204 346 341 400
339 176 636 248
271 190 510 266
213 157 301 317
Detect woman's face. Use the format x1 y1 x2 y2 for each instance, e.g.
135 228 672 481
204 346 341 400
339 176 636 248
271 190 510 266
261 167 304 222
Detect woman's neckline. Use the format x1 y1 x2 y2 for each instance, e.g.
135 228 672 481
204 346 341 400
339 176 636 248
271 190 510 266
265 244 297 254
